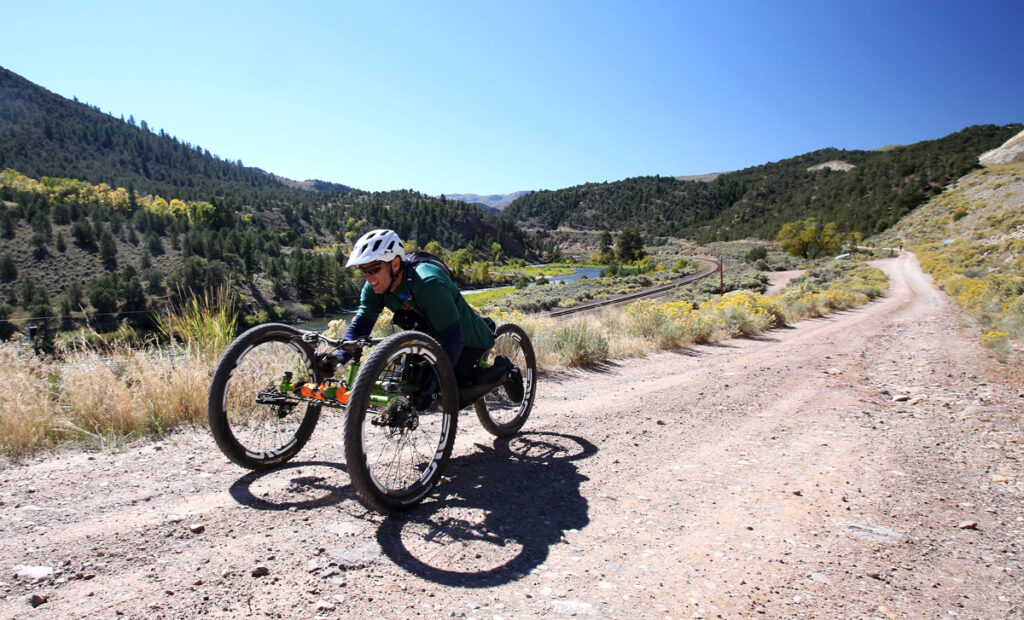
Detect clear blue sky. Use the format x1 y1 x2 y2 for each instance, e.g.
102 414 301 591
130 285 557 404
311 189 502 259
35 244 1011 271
3 1 1022 196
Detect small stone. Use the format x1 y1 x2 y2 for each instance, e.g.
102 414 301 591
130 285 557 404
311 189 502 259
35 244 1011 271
29 593 48 608
315 600 336 611
792 490 803 496
958 521 978 530
189 523 206 534
15 566 54 582
892 394 911 402
251 566 270 577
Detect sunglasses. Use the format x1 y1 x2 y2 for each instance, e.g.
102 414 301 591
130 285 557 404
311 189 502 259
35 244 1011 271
359 262 386 277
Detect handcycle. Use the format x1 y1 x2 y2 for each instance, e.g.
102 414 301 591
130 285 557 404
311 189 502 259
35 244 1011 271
207 322 536 512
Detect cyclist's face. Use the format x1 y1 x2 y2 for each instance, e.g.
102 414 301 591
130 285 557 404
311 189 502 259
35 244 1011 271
360 259 396 294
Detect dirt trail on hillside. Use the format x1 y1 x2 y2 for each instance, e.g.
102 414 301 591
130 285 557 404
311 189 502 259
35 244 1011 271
2 253 1023 619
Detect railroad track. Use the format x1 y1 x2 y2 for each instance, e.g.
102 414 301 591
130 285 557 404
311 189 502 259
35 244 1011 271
546 256 722 318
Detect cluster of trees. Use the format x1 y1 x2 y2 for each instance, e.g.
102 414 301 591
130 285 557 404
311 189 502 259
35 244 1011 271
504 124 1022 242
776 218 846 260
0 175 516 330
592 228 648 265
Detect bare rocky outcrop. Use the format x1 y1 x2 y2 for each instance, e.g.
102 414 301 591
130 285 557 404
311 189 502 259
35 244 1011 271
980 128 1024 164
807 160 856 172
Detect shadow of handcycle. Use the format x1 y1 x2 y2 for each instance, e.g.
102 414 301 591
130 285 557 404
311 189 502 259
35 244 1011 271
223 431 596 588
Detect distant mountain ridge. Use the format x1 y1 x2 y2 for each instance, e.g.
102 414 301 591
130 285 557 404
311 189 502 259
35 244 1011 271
444 191 532 210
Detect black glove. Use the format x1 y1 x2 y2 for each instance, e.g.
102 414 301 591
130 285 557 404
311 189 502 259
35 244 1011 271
316 351 351 377
392 309 425 331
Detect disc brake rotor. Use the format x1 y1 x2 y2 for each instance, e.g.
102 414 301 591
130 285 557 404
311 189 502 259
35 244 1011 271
373 395 419 431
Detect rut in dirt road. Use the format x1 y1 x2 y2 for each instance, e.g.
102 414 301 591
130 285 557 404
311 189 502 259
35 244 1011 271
1 252 1022 619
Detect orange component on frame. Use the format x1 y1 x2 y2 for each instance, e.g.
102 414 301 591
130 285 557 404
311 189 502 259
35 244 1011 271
295 382 349 404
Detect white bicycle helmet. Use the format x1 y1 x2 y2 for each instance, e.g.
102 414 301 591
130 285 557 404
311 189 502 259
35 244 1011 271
346 229 406 267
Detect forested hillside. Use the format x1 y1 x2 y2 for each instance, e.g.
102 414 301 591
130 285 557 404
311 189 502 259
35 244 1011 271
504 124 1022 241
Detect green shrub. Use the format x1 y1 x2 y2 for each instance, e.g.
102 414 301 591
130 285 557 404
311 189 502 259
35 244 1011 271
535 319 610 366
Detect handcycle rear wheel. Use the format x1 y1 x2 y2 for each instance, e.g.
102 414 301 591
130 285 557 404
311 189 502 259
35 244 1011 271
208 323 322 470
343 330 459 513
474 323 537 437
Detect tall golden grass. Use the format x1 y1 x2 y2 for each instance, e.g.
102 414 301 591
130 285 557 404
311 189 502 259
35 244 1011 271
1 294 235 456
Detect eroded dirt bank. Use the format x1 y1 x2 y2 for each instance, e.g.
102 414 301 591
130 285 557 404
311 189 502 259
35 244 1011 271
2 252 1022 619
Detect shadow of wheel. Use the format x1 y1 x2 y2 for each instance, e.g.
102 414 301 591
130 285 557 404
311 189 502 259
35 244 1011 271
375 432 597 587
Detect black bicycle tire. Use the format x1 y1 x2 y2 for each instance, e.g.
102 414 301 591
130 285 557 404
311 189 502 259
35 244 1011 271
343 330 459 513
207 323 322 470
474 323 537 437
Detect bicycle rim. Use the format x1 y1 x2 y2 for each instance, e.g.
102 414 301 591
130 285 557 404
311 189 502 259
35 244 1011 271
476 325 536 433
221 337 319 462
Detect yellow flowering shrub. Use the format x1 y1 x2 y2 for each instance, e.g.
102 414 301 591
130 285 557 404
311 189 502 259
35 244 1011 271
701 291 776 336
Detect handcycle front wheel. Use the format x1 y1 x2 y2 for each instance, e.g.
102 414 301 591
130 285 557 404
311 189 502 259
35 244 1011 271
474 323 537 437
207 323 322 470
343 330 459 513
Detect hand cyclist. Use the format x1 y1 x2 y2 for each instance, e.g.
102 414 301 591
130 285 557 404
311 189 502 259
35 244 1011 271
318 229 523 407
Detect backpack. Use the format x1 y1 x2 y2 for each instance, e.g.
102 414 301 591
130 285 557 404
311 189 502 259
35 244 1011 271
406 251 458 285
377 251 460 306
387 251 460 332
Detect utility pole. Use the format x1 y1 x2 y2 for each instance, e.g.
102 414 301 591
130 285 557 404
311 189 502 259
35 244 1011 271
718 256 724 295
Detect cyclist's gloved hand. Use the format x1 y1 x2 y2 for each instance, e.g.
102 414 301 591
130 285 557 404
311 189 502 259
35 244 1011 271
316 351 351 377
392 309 424 331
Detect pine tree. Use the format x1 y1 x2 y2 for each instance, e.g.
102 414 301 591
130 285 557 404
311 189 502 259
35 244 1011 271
0 253 16 281
99 230 117 264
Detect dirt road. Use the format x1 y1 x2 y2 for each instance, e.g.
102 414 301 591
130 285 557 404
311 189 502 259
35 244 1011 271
2 253 1022 619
